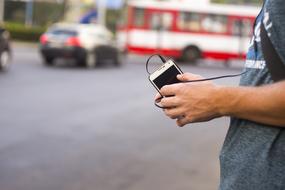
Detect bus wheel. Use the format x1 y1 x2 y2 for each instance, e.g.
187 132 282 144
182 46 201 63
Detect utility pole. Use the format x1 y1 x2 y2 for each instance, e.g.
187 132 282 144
97 0 106 26
25 0 34 26
0 0 4 24
64 0 81 22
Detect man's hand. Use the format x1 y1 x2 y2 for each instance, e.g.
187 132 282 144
155 73 285 127
156 73 223 127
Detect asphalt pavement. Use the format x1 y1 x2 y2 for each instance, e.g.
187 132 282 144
0 42 243 190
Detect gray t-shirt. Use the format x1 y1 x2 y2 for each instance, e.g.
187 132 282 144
219 0 285 189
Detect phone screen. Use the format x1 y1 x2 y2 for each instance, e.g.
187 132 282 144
153 65 181 89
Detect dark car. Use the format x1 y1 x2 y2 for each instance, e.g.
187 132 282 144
39 23 121 68
0 27 11 70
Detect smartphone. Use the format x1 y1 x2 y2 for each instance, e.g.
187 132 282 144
149 59 183 93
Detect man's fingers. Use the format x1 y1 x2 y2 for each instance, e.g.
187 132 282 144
160 84 181 96
155 93 162 102
164 107 184 119
160 96 180 108
177 73 203 82
176 116 193 127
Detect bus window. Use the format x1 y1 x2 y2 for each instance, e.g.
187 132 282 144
201 14 228 34
231 19 252 37
161 13 173 31
242 19 253 36
150 13 161 30
178 12 202 32
133 8 145 28
149 12 173 31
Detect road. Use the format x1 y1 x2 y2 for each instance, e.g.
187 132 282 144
0 42 243 190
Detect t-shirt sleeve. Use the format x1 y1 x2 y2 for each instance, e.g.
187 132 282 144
266 0 285 65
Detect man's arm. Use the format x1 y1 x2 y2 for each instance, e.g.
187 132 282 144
219 80 285 127
158 73 285 127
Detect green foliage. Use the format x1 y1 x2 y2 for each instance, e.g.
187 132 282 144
211 0 261 5
3 0 65 42
33 2 66 27
4 1 26 23
4 22 46 42
106 9 121 34
4 0 66 27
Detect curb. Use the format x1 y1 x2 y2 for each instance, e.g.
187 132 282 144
11 41 38 48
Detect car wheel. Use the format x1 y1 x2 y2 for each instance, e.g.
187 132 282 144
182 46 201 64
0 50 11 70
85 52 96 68
43 56 54 66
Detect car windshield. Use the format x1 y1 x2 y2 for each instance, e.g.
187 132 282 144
47 28 78 37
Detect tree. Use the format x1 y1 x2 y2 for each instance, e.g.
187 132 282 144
212 0 261 5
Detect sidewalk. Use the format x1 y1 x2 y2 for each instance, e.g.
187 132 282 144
11 40 38 48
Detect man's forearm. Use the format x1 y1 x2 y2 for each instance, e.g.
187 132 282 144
218 81 285 126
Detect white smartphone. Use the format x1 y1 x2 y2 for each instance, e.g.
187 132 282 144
149 59 183 93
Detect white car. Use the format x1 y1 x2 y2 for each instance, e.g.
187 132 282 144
39 23 121 68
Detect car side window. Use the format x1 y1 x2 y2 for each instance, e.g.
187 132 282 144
95 32 107 40
0 28 4 34
101 29 113 41
88 31 109 44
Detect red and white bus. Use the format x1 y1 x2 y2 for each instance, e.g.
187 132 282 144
117 0 260 62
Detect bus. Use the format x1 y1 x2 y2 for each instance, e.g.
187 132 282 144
117 0 261 63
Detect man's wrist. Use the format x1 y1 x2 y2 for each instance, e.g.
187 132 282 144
214 86 241 117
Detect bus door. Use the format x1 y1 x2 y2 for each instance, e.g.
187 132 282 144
146 9 175 54
230 17 253 58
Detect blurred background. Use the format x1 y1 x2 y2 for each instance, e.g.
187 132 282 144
0 0 261 190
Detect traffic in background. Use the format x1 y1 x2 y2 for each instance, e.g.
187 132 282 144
0 1 261 190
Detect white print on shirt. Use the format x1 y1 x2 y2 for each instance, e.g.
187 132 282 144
249 22 261 48
247 21 264 69
246 7 273 70
245 60 266 69
248 7 273 49
263 7 273 37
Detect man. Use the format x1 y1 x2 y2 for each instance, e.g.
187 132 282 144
155 0 285 189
